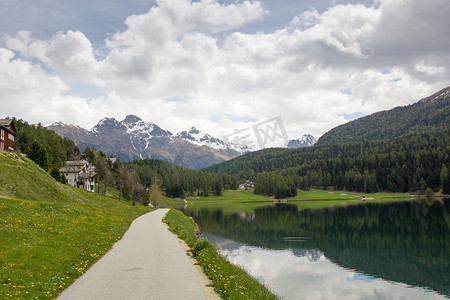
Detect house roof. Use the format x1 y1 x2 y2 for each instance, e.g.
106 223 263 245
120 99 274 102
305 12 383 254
0 118 16 136
60 160 96 178
60 160 88 173
59 165 84 173
0 119 13 126
65 160 89 167
79 167 97 179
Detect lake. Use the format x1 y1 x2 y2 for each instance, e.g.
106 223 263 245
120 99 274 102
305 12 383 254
183 198 450 299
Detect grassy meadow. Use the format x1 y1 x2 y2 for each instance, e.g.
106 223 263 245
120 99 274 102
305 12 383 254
0 151 150 299
185 188 417 214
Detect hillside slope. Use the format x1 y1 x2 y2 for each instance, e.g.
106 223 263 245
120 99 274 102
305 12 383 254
0 151 149 298
317 87 450 145
206 129 450 193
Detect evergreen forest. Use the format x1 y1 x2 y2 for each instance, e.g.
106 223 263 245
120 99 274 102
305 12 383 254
127 159 239 198
206 129 450 197
14 118 80 172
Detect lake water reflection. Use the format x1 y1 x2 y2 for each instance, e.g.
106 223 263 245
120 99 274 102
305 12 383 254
183 199 450 299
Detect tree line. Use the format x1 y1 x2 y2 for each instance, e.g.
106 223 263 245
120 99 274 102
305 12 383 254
127 159 239 198
83 146 152 206
14 118 80 179
207 129 450 196
82 149 241 205
254 172 297 199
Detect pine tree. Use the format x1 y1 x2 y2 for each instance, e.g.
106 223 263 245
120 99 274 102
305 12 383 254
60 173 67 184
50 166 61 182
28 141 49 171
443 167 450 195
215 176 223 196
440 164 448 190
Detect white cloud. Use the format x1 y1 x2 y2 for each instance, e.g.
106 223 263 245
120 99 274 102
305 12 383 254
0 47 100 126
1 0 448 140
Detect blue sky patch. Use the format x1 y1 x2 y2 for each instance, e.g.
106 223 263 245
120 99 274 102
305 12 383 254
341 88 353 95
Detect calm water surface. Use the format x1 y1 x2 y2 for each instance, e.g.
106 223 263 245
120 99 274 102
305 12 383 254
183 199 450 300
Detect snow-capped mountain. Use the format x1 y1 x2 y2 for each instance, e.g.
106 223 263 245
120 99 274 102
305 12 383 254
287 134 317 149
176 126 251 154
176 126 226 149
48 115 239 169
121 115 172 137
48 115 316 169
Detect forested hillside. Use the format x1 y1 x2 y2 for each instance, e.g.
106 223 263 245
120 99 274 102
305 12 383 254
317 87 450 145
206 129 450 196
127 159 239 198
14 118 80 171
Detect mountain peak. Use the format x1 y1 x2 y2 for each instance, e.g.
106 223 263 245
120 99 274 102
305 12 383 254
123 115 143 124
47 122 88 135
287 134 317 149
92 117 123 133
189 126 200 135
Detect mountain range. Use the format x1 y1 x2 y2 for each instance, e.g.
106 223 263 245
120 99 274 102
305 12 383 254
48 115 316 169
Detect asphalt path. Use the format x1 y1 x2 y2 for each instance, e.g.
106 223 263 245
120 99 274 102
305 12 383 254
58 209 217 300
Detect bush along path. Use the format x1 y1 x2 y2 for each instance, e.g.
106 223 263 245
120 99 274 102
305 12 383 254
163 209 279 300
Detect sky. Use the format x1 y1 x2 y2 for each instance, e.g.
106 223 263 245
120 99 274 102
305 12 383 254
1 0 449 142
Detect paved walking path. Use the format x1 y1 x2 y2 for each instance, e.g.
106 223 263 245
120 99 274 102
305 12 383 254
58 209 216 300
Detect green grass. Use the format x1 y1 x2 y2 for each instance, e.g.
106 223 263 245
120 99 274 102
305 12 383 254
185 188 417 213
292 189 415 201
289 189 417 210
188 188 414 203
0 151 151 299
188 189 273 203
164 209 279 300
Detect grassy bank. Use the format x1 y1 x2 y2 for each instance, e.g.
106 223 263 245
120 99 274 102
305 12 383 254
291 189 416 201
163 209 279 300
0 151 150 299
185 188 416 214
187 189 271 204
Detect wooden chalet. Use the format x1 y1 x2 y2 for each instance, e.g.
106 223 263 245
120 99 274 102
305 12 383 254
0 118 16 152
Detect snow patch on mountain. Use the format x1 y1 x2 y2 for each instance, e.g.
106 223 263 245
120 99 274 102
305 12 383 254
121 115 171 138
91 117 123 133
176 126 251 154
287 134 317 149
176 127 226 149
